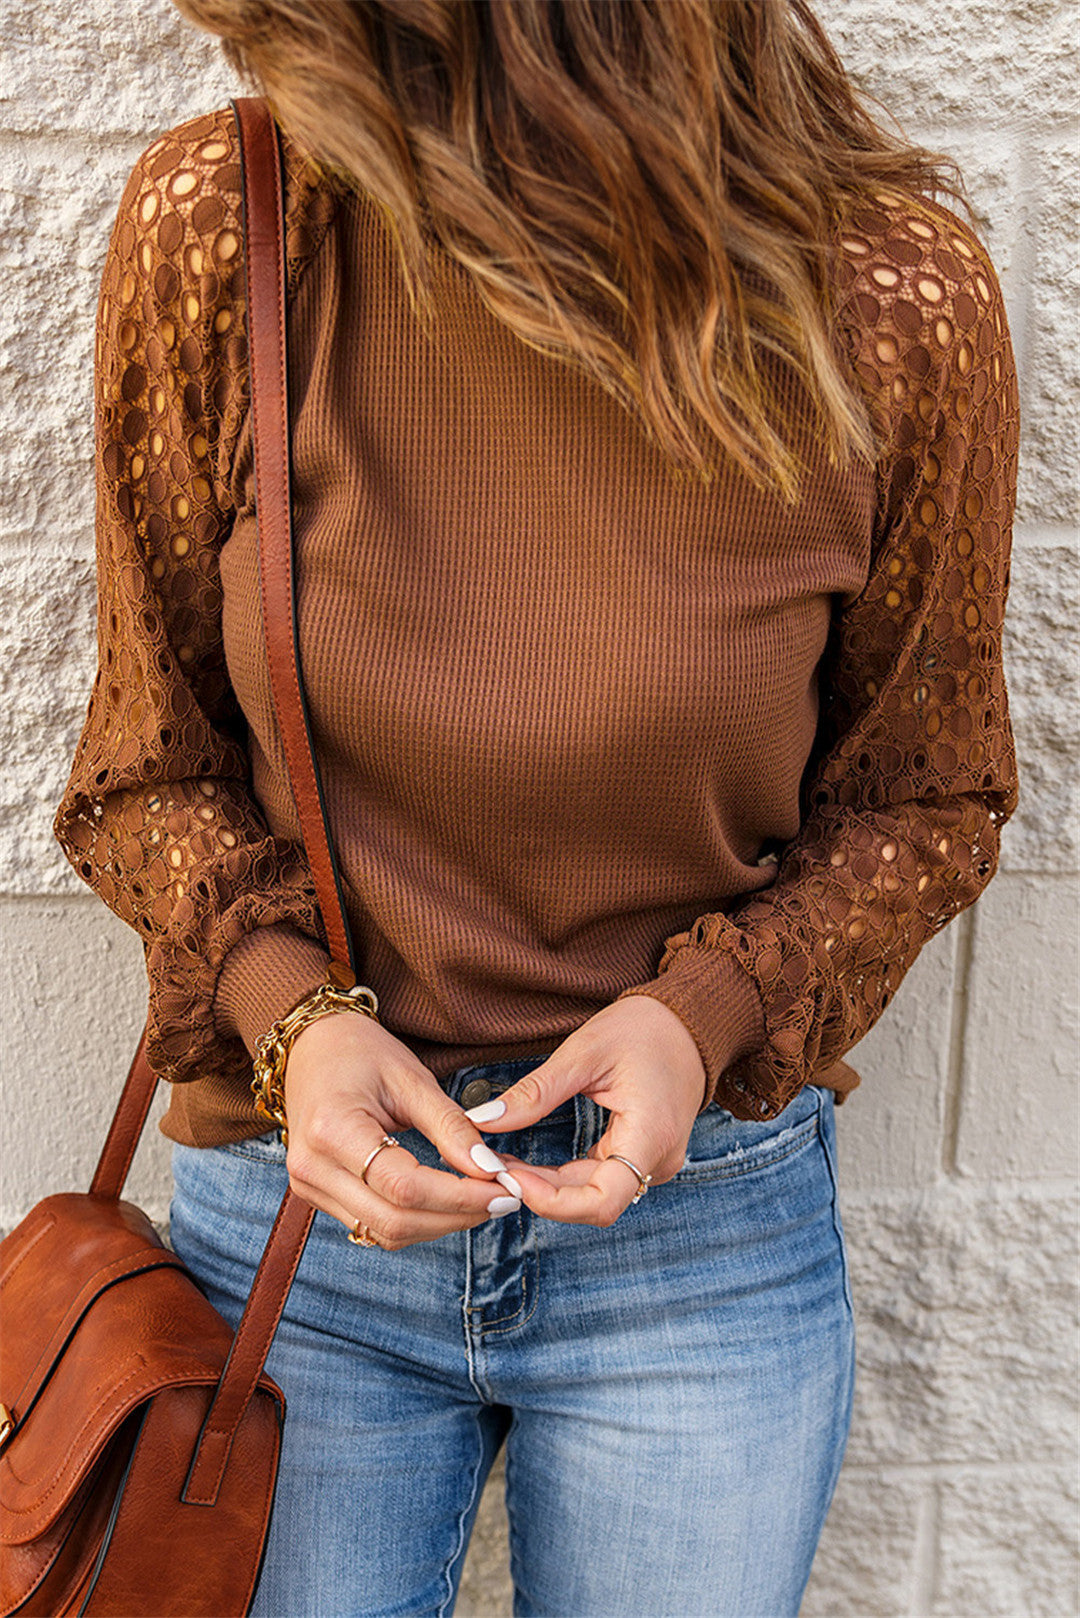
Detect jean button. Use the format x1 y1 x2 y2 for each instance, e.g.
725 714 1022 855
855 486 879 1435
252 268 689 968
461 1078 492 1109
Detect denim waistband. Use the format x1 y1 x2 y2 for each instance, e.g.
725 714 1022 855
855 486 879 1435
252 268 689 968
439 1053 608 1153
441 1053 564 1109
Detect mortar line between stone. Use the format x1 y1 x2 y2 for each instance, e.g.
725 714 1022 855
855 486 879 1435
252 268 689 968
829 1457 1077 1479
941 906 977 1177
907 1480 939 1618
842 1176 1080 1203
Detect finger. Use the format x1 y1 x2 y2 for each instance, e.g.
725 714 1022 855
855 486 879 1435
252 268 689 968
298 1108 523 1215
303 1076 524 1200
358 1139 523 1216
493 1155 646 1227
288 1148 520 1250
303 1178 508 1250
497 1095 668 1224
494 1153 599 1190
391 1074 531 1194
588 1114 687 1188
460 1057 581 1134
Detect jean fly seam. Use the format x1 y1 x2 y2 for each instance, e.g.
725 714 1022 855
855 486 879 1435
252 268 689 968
461 1227 492 1404
474 1249 541 1339
476 1262 540 1339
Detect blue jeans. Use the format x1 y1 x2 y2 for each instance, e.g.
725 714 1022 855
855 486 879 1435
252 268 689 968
169 1058 856 1618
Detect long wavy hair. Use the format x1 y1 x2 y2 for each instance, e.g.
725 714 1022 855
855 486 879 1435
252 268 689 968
172 0 970 503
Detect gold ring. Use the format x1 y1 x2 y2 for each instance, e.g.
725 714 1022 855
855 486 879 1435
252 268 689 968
359 1133 399 1187
347 1220 380 1247
606 1153 653 1204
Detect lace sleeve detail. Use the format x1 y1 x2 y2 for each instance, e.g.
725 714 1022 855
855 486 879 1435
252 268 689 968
52 107 339 1088
617 194 1021 1118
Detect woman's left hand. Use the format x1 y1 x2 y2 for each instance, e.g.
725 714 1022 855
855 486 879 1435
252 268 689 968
465 997 709 1226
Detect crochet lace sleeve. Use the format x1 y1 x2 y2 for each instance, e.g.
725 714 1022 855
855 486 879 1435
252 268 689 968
617 195 1021 1119
52 109 335 1089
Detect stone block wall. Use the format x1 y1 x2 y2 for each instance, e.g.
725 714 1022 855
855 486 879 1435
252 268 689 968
2 2 1076 1613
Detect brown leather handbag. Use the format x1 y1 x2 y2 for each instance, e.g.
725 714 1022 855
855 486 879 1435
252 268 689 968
0 97 360 1616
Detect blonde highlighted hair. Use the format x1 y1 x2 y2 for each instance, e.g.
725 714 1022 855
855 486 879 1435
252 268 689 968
173 0 971 503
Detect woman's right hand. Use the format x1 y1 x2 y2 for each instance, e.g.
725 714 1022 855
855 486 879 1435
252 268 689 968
281 1012 523 1249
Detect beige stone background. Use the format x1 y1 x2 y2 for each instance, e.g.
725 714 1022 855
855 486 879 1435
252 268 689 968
1 1 1077 1614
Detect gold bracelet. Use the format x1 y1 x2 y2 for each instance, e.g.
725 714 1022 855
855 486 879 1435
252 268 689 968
250 960 379 1146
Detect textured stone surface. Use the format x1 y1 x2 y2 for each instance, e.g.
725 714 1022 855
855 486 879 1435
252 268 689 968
842 1186 1079 1471
1 2 237 139
799 1466 926 1617
958 873 1080 1181
930 1467 1080 1618
998 544 1080 875
816 0 1078 531
0 896 171 1231
0 142 108 552
2 1 1077 1614
1 548 96 892
816 0 1075 131
1019 137 1080 529
834 921 960 1194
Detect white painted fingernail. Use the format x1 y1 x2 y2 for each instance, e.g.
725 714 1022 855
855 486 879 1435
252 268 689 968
496 1170 522 1199
464 1098 507 1124
487 1195 521 1217
470 1142 505 1174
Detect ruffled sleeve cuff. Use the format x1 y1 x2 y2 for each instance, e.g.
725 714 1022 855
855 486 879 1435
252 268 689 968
614 947 767 1113
212 922 335 1060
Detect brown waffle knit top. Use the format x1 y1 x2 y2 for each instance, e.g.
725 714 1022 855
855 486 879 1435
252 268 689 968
53 107 1020 1150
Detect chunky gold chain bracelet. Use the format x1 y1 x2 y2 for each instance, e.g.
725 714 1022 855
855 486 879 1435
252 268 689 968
250 960 379 1146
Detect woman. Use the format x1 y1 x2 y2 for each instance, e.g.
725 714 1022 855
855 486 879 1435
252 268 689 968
54 1 1020 1613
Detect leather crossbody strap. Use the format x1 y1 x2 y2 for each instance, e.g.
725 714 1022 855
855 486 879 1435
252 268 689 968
89 1023 156 1199
232 95 358 974
90 95 358 1497
183 94 357 1501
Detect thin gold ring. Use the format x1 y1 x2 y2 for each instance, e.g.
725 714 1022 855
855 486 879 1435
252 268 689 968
605 1153 653 1204
359 1133 399 1186
347 1221 380 1248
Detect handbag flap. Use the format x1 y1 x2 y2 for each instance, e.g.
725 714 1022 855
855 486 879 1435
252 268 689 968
0 1194 283 1543
1 1195 185 1416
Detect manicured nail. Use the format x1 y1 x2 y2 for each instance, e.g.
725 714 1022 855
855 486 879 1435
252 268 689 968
496 1170 523 1199
487 1195 521 1217
464 1098 507 1124
470 1142 506 1175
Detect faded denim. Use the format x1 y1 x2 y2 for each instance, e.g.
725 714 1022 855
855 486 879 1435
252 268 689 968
169 1057 855 1617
